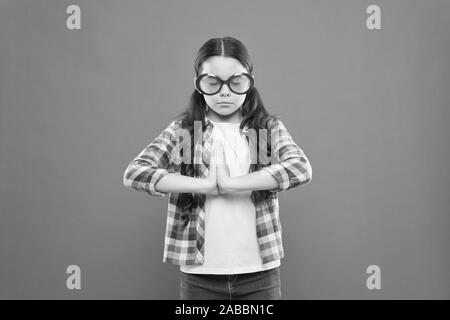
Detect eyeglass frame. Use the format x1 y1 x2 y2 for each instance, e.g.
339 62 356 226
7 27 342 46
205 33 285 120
193 72 255 95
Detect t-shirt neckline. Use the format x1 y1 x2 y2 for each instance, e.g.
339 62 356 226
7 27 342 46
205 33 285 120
210 121 240 125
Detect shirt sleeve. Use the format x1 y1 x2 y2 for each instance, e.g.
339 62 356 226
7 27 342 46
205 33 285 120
123 120 180 197
260 119 312 193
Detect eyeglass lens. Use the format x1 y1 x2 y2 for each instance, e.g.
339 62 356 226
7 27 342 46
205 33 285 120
199 75 251 94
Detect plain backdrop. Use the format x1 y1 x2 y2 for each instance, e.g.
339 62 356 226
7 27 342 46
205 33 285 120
1 0 449 299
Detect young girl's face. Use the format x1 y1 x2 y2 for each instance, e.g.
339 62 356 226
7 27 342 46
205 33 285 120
198 56 248 118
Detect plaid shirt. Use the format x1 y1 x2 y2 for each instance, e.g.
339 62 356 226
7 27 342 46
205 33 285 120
123 116 312 266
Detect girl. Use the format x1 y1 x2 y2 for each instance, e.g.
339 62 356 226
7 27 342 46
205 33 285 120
123 37 312 300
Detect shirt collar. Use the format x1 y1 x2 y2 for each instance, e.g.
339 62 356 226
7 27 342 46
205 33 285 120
203 115 212 128
204 114 249 133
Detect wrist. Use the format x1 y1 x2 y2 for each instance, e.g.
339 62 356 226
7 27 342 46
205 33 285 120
218 176 235 194
201 177 217 194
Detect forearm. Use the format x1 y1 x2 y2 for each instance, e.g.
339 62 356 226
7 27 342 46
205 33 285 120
219 170 278 193
155 173 214 194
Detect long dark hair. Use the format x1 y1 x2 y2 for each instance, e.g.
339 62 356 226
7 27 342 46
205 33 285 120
172 37 280 211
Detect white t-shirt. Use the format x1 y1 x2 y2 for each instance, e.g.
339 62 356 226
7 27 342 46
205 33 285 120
180 120 280 274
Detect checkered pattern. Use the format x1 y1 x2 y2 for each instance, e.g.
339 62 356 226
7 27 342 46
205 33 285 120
123 117 312 266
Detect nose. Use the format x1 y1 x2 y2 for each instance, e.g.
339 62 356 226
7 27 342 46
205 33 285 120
218 83 231 96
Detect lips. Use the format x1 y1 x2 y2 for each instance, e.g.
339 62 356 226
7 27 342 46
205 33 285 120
218 102 233 104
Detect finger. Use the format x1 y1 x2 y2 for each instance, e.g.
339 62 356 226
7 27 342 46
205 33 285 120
209 154 217 175
213 141 221 163
218 141 225 154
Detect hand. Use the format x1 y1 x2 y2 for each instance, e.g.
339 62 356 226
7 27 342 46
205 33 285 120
215 141 232 193
205 148 219 195
209 184 220 196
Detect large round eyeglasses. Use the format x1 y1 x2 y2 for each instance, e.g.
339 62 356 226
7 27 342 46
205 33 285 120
194 72 255 95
